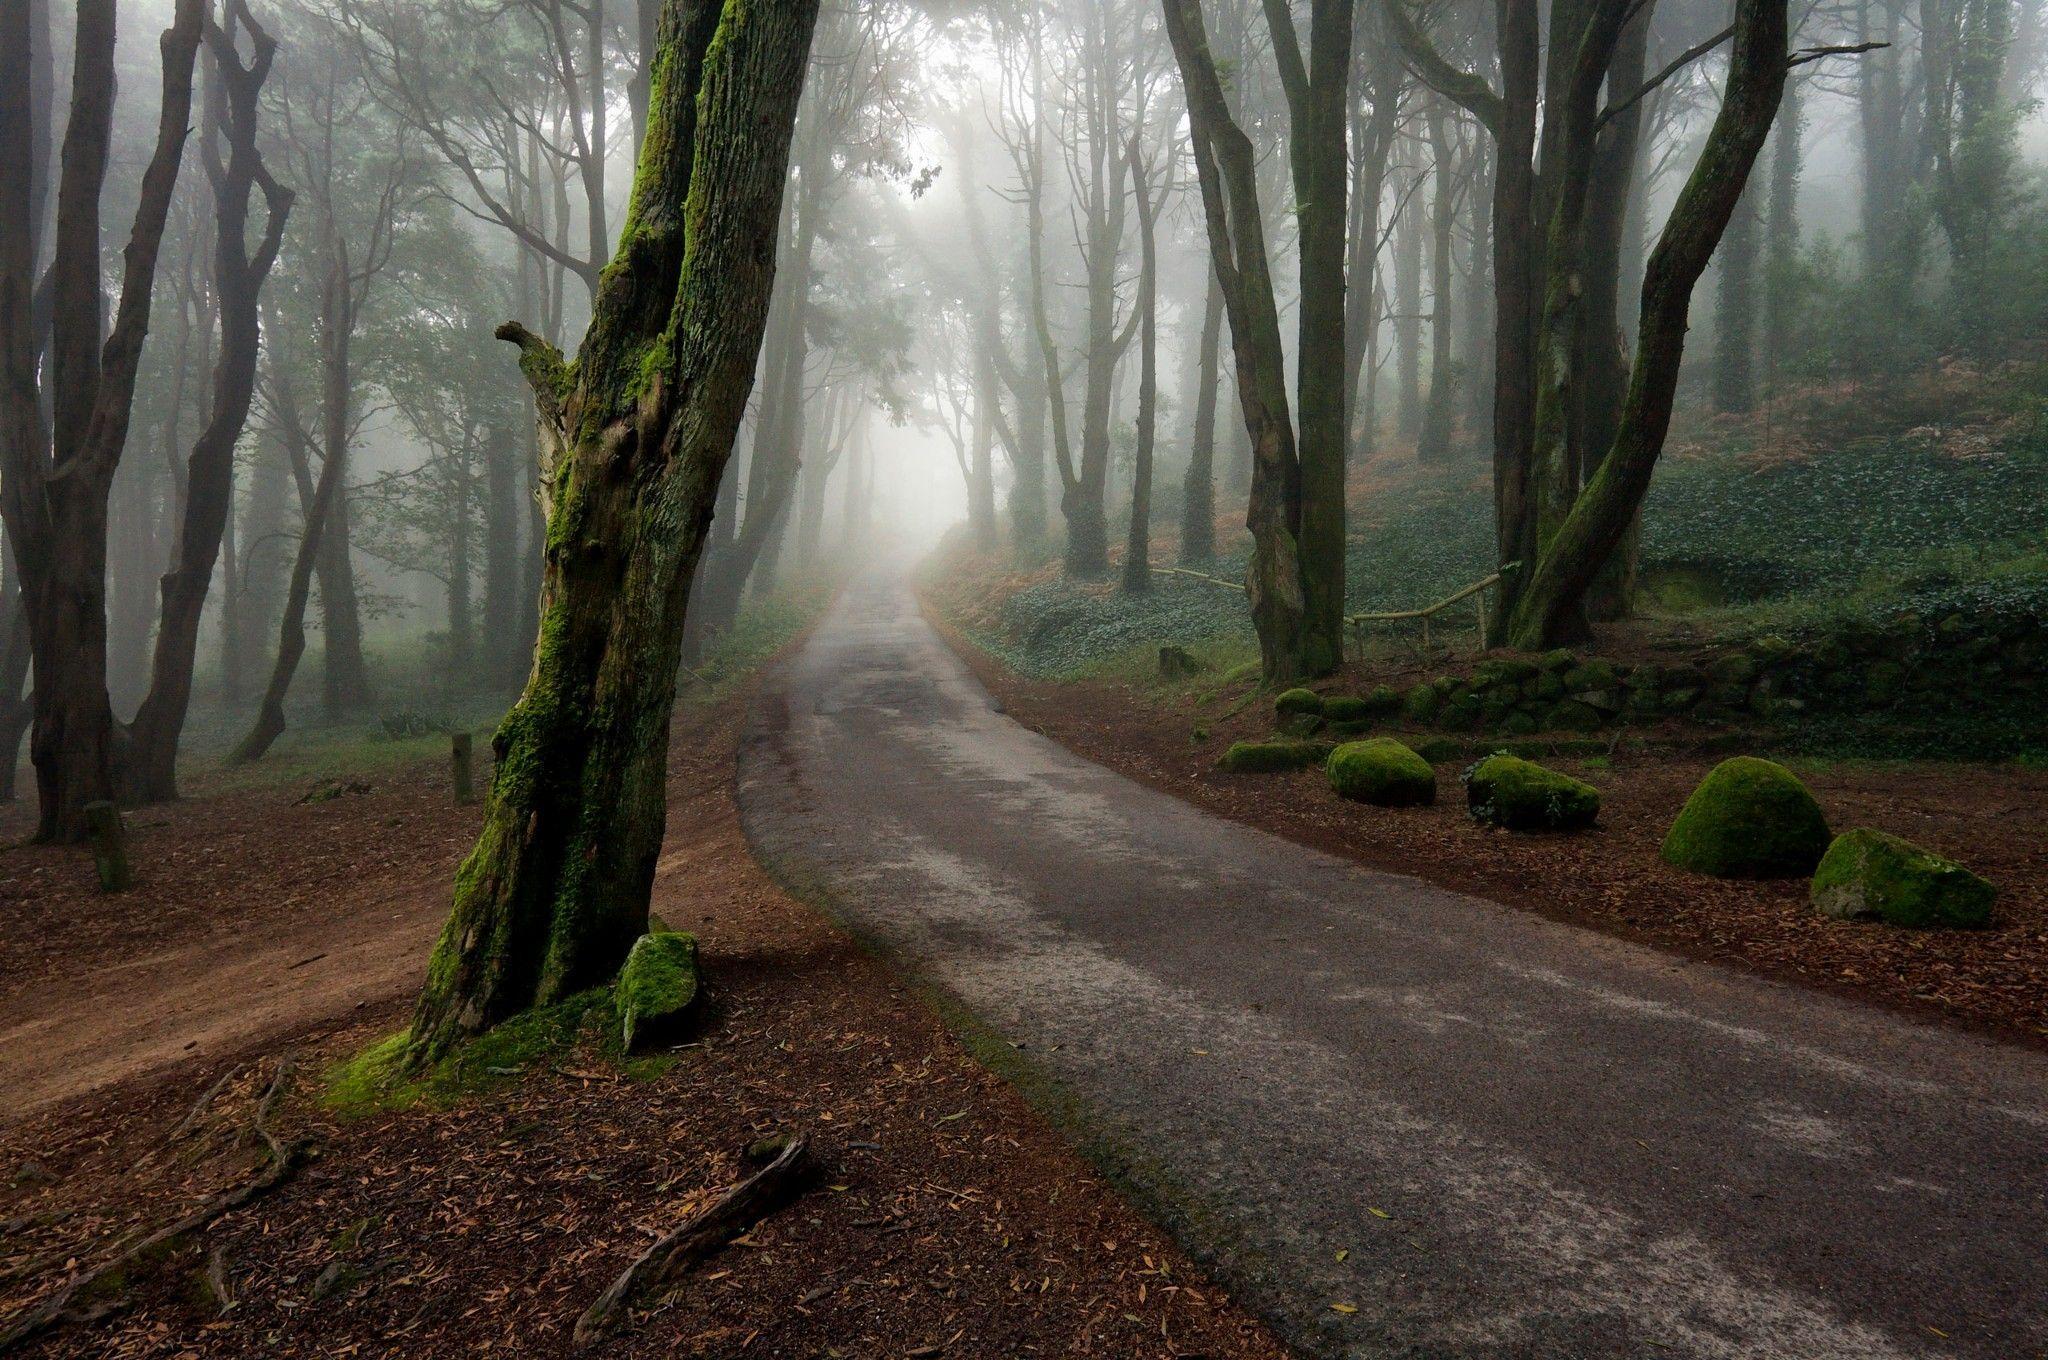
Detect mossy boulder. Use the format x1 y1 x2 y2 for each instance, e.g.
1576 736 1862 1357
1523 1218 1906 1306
1563 659 1620 694
1402 683 1443 722
1661 757 1830 878
1811 829 1995 928
1274 687 1324 717
1217 739 1333 773
1327 739 1437 807
1464 754 1600 831
615 932 701 1051
1322 695 1374 723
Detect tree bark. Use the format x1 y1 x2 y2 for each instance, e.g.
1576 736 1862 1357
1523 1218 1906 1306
1120 139 1159 595
127 0 291 804
407 0 820 1064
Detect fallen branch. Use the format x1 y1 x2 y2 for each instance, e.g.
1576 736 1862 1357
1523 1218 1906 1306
0 1061 302 1354
573 1136 816 1346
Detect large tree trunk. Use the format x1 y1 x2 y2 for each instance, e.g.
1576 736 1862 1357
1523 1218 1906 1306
406 0 819 1065
1712 178 1762 414
1507 0 1789 647
127 0 290 804
0 0 205 842
1163 0 1350 684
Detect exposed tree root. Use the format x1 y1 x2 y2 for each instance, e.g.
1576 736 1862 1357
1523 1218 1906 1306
573 1135 816 1346
0 1061 301 1354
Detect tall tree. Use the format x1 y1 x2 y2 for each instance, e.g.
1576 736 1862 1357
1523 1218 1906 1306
127 0 294 804
0 0 206 841
1163 0 1354 682
407 0 822 1063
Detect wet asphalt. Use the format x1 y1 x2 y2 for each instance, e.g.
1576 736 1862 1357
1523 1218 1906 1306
735 568 2048 1360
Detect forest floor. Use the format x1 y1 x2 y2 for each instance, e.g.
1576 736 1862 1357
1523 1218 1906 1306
933 618 2048 1048
0 688 1288 1358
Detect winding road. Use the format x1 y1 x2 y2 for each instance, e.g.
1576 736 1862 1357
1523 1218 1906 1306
737 567 2048 1360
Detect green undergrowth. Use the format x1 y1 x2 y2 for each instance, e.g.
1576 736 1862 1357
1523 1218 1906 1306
323 988 675 1118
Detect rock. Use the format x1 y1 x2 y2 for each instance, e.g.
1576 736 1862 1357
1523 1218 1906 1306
1708 654 1759 687
1473 658 1539 687
1327 738 1438 807
1401 683 1442 722
1479 690 1520 724
1538 649 1579 673
1576 688 1626 714
1661 686 1702 712
1498 712 1540 737
1811 829 1995 928
1274 687 1324 717
1277 712 1325 737
1217 739 1334 773
1533 671 1567 701
1563 659 1620 694
1661 757 1830 879
1362 684 1404 714
1464 754 1601 831
615 931 701 1051
1546 700 1606 732
1158 645 1203 679
1322 695 1374 723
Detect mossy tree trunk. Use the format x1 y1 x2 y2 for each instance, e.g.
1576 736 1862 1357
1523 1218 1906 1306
407 0 821 1066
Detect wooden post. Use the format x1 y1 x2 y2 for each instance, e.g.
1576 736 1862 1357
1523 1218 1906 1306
84 801 133 892
451 732 475 804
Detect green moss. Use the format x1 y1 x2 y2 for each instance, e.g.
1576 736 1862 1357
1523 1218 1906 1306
1811 828 1995 928
1273 687 1324 717
325 988 673 1118
615 931 701 1050
1322 695 1372 723
1326 738 1437 807
1401 682 1442 722
1216 739 1334 773
1661 757 1831 878
1464 754 1601 831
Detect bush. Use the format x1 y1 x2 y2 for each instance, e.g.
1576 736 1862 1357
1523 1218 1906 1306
1463 754 1600 831
1811 829 1995 928
1326 739 1436 807
1661 757 1831 878
1217 739 1334 773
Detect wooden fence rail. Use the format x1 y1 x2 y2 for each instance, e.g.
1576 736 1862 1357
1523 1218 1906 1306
1153 562 1514 659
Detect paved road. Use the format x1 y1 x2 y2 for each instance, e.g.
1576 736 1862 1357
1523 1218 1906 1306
737 569 2048 1360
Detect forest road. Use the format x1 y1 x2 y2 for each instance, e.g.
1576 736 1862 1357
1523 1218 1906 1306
736 566 2048 1360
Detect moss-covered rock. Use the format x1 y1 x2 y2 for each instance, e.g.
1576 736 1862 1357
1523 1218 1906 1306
1474 658 1539 688
1539 649 1579 673
1811 829 1995 928
1661 757 1830 878
1274 687 1324 717
1464 754 1601 831
1545 700 1605 732
616 931 701 1051
1401 682 1442 723
1326 739 1437 807
1362 684 1404 714
1217 739 1334 773
1563 660 1620 694
1322 695 1373 723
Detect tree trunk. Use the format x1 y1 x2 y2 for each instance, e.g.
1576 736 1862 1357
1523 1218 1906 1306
1761 76 1802 392
1393 161 1423 440
314 251 372 718
1416 101 1460 465
407 0 820 1065
0 0 205 841
1507 0 1789 648
1121 140 1158 595
1179 270 1223 564
127 0 290 804
482 419 525 685
1712 177 1762 414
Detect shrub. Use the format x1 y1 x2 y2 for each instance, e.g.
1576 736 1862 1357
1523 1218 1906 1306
1463 754 1600 831
1327 739 1436 807
1661 757 1830 878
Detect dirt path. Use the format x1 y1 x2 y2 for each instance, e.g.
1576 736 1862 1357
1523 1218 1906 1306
0 763 477 1121
738 566 2048 1360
